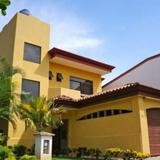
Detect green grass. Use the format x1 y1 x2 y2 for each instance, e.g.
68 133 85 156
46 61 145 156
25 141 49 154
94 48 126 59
53 157 85 160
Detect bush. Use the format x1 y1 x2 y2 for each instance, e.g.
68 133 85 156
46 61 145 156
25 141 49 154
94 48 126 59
0 133 7 145
0 145 16 160
135 151 150 160
19 155 38 160
95 148 102 157
77 147 87 157
12 145 27 157
104 148 123 159
104 148 150 160
123 149 137 159
87 148 96 156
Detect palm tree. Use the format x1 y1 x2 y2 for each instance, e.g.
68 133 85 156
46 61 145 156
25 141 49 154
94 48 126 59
0 57 22 129
18 96 64 132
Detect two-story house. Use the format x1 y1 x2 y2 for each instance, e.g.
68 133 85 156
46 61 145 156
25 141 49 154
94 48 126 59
0 10 160 155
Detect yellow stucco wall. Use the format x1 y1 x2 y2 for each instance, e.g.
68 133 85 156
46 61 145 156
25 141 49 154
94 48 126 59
49 63 102 96
62 96 160 154
48 87 81 99
0 14 17 64
0 13 50 147
63 96 143 152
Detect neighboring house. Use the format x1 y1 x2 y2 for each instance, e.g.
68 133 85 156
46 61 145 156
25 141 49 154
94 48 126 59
103 54 160 90
0 10 160 156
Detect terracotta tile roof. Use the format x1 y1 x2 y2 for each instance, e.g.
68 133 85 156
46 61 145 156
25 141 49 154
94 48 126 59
53 83 160 108
54 95 78 102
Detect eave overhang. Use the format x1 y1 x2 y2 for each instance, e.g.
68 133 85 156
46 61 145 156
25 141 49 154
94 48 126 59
48 48 115 75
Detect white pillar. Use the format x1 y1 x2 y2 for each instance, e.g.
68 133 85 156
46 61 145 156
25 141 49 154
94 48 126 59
34 132 55 160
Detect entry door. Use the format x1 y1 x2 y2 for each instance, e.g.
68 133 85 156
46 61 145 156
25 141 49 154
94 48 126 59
147 109 160 155
52 119 68 154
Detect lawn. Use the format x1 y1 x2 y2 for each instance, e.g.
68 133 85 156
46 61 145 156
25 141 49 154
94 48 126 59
53 157 85 160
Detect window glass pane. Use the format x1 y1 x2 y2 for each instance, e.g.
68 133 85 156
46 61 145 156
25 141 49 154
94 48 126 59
114 110 120 115
121 110 131 114
99 111 104 117
93 112 98 118
22 79 40 101
86 114 91 119
70 76 93 95
70 81 81 90
106 110 112 116
24 43 41 63
81 82 93 95
70 77 85 83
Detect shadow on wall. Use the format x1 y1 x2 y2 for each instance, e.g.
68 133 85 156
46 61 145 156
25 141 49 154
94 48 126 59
16 128 35 148
17 126 52 149
0 119 8 135
35 54 49 78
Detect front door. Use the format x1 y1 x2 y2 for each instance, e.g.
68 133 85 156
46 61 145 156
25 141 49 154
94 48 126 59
52 119 68 154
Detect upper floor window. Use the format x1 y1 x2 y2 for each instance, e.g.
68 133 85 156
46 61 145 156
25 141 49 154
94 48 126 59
23 42 41 64
70 76 93 95
21 79 40 101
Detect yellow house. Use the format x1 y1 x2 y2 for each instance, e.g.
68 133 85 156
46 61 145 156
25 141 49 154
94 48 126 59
0 10 160 156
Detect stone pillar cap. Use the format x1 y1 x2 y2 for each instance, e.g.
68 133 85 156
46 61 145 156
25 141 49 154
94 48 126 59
34 132 55 136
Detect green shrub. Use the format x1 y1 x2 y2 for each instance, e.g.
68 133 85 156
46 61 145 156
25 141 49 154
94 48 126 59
104 148 150 160
104 148 123 159
122 149 137 159
0 145 16 160
0 133 7 145
95 148 102 157
12 144 27 157
19 155 38 160
87 148 96 156
135 151 150 159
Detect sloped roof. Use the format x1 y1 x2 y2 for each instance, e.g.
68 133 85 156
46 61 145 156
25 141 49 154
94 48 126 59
103 53 160 88
53 83 160 108
48 47 115 71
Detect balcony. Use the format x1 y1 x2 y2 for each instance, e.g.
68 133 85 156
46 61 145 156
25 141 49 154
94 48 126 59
48 87 81 99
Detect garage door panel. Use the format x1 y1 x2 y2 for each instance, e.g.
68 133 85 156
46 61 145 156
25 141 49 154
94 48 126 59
147 109 160 155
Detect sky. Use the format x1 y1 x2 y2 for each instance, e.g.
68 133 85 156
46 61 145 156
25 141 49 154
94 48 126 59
0 0 160 85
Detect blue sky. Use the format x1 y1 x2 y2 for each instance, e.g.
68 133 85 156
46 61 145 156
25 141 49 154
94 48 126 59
0 0 160 84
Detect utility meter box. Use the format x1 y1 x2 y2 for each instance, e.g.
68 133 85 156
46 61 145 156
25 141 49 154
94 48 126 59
35 132 55 160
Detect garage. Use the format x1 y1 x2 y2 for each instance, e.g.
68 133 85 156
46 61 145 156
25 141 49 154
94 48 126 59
147 108 160 155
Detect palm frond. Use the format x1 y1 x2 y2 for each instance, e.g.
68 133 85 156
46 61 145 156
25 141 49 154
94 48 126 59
19 96 64 132
0 57 23 129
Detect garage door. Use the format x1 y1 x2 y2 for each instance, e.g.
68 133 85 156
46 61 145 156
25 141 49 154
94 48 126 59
147 109 160 155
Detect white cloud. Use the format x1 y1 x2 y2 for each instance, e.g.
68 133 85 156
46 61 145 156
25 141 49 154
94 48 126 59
0 1 103 52
57 37 102 50
51 19 103 51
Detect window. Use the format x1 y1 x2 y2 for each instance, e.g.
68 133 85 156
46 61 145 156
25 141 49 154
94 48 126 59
23 42 41 63
77 109 132 121
99 111 104 117
93 112 98 118
113 109 120 115
87 114 91 119
70 76 93 95
21 79 40 101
